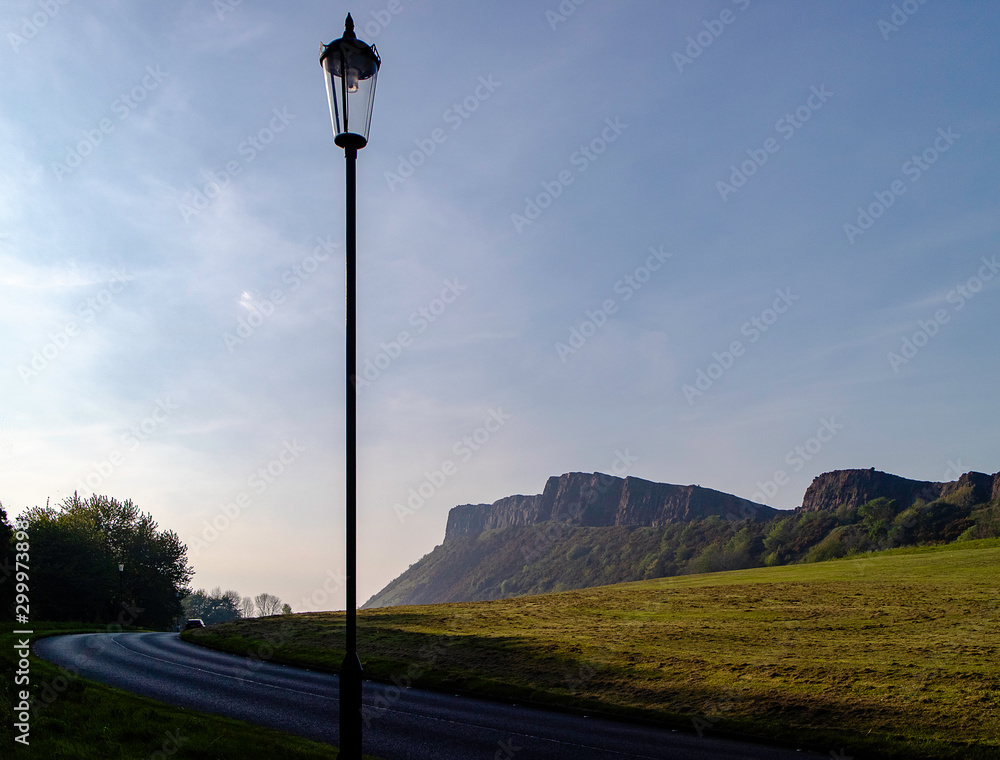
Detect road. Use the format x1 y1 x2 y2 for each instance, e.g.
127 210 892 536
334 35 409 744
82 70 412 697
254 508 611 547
35 632 825 759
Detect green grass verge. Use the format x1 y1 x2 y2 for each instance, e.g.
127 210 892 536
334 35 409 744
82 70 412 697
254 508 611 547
186 539 1000 759
1 622 382 759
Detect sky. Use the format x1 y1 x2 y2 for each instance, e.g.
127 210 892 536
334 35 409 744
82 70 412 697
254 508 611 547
2 0 998 611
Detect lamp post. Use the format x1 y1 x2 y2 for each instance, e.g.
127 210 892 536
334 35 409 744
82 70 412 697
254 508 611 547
118 562 124 611
320 13 380 760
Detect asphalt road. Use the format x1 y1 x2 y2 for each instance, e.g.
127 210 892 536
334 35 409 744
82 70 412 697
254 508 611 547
35 632 825 759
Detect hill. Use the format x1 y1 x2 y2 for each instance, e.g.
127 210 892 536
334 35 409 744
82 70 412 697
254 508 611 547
364 467 1000 608
187 539 1000 759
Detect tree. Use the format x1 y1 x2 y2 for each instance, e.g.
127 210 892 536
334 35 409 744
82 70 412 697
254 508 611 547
221 588 241 614
254 592 282 617
281 603 292 615
859 497 899 543
240 596 256 619
22 493 193 627
182 587 240 626
1 503 14 622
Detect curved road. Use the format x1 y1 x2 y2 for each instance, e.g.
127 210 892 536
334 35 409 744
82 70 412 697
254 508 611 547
36 633 823 759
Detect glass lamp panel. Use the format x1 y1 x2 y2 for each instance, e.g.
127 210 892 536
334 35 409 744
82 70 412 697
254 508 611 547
322 39 379 145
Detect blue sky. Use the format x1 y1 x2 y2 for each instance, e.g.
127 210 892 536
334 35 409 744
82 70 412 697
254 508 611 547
2 0 998 610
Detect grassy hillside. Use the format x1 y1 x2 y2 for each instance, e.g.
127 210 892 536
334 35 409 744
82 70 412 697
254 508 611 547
186 538 1000 759
366 492 1000 607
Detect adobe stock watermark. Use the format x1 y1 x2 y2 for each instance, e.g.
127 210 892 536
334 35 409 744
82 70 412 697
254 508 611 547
394 408 512 523
693 619 796 739
511 116 627 233
752 417 846 504
0 412 17 474
842 126 960 244
942 457 965 481
213 0 242 20
353 278 467 389
717 85 833 201
682 288 798 405
296 568 347 616
179 107 296 222
365 632 457 729
190 439 306 554
878 0 931 40
7 0 73 53
887 254 997 372
673 0 752 73
146 729 188 760
494 738 523 760
52 65 169 182
270 0 405 39
30 596 146 719
74 397 180 494
545 0 586 31
385 75 502 192
17 268 130 386
223 235 338 352
555 245 672 362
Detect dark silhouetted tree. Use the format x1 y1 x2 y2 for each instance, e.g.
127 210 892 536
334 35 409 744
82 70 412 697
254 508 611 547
22 493 192 627
1 503 14 622
254 592 282 617
182 587 241 625
240 595 256 619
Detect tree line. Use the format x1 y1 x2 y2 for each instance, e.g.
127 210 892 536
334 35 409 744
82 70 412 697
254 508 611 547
2 494 192 629
0 494 297 630
182 587 291 626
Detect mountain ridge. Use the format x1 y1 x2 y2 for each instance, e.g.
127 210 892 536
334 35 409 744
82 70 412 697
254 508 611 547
445 471 777 542
799 468 1000 513
366 466 1000 609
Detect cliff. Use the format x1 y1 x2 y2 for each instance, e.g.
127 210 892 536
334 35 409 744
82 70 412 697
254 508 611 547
444 472 777 542
366 465 999 609
799 468 1000 513
445 494 544 541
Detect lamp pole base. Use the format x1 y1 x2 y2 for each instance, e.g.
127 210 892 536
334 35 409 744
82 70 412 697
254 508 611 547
339 651 364 758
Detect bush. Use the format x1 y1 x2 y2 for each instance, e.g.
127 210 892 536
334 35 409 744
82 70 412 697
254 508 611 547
805 525 867 562
958 502 1000 541
858 498 899 542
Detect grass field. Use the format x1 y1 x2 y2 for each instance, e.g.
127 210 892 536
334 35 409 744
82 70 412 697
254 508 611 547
2 622 382 759
186 538 1000 759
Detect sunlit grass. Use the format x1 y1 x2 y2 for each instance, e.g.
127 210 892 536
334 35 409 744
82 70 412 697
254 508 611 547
188 538 1000 759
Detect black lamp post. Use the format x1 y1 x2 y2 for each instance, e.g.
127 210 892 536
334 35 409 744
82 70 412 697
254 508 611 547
320 13 380 759
118 562 124 613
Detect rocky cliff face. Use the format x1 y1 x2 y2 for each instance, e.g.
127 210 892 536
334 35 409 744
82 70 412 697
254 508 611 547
444 472 776 542
445 494 544 541
799 468 1000 513
368 465 998 609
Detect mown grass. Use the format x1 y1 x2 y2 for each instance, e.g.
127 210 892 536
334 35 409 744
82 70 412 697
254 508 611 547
186 538 1000 759
1 622 382 759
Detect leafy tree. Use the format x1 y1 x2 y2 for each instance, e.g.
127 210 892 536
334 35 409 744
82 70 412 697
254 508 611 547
23 505 111 622
254 592 282 617
1 504 14 621
182 587 241 625
961 501 1000 540
858 498 898 542
21 493 193 627
281 603 292 615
